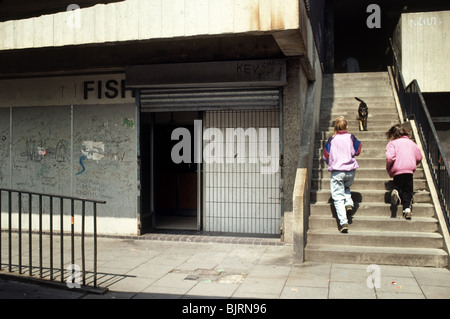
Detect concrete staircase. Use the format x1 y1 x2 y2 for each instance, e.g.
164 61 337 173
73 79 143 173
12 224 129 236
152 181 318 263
305 72 448 267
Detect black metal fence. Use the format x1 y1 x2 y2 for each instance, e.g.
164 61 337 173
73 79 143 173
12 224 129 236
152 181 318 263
0 188 106 288
389 39 450 230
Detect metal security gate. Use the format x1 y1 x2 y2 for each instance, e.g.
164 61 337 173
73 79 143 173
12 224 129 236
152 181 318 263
138 87 283 235
203 109 282 235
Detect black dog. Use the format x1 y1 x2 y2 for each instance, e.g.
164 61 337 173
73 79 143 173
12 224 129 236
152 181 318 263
355 97 368 131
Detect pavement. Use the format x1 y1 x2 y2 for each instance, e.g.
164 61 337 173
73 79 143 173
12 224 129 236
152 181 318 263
0 232 450 301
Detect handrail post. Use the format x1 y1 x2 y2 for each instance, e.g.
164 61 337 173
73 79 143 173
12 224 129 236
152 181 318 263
8 191 11 273
28 193 32 276
70 199 75 268
60 197 64 283
18 192 22 274
81 200 86 286
39 195 43 278
93 202 98 288
49 196 53 281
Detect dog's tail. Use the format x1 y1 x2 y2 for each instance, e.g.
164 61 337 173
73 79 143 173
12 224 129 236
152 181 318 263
355 97 365 103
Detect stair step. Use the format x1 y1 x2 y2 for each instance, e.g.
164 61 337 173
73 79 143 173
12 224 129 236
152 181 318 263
305 244 448 267
322 91 394 99
306 230 443 249
320 113 399 121
311 189 431 203
309 215 439 232
321 96 394 103
315 148 390 158
312 178 428 191
322 82 392 90
313 168 425 179
310 202 435 218
314 158 386 167
316 134 391 141
316 139 390 149
320 108 397 116
322 100 396 107
314 158 423 169
316 131 404 140
324 72 390 82
320 120 399 130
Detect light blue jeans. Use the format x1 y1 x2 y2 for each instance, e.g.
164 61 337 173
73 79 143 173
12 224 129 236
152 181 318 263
330 170 356 226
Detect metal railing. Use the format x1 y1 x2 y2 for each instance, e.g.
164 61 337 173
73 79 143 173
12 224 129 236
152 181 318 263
389 38 450 230
0 188 106 288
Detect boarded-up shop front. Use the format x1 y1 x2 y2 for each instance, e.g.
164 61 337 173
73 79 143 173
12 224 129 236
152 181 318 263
0 74 139 235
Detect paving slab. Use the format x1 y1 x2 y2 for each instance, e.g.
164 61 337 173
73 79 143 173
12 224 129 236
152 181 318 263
0 234 449 300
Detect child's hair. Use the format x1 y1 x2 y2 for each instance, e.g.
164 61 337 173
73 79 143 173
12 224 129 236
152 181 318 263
333 116 348 137
386 124 409 140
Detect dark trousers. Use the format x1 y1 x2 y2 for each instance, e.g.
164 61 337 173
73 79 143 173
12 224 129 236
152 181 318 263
393 173 414 210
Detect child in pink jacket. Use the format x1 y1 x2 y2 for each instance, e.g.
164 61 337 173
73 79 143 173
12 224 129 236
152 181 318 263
323 116 362 233
385 124 422 219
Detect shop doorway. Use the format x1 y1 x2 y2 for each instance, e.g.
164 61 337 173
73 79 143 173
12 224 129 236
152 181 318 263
140 111 201 232
137 86 283 236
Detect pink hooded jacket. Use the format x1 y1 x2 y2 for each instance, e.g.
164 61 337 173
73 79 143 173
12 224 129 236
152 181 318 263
385 136 423 178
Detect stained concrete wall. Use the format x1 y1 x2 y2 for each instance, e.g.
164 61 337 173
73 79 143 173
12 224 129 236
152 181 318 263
280 0 324 245
0 0 300 51
394 10 450 93
0 74 138 235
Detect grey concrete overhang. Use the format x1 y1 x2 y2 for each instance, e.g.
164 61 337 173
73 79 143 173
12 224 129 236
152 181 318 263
0 0 313 79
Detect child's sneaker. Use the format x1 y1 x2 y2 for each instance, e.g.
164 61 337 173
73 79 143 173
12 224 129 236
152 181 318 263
339 224 349 233
403 208 412 220
390 189 400 206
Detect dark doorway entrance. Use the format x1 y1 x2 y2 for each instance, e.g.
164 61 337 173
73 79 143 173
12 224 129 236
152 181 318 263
140 111 201 233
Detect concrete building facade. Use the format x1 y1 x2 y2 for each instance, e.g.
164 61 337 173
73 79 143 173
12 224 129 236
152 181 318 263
0 0 323 239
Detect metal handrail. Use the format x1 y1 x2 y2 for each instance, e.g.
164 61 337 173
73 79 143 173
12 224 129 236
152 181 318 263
0 188 106 288
389 38 450 230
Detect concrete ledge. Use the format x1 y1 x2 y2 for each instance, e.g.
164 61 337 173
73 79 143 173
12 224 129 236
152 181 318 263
0 0 301 51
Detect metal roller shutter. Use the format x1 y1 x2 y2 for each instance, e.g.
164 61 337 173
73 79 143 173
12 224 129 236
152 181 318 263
139 87 281 112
